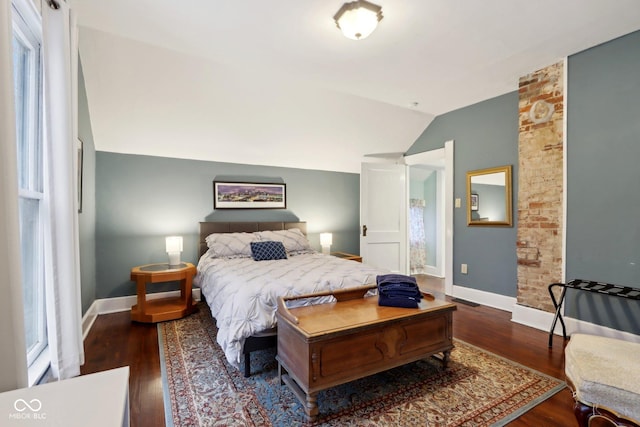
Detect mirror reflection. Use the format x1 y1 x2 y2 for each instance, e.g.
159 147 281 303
467 165 513 227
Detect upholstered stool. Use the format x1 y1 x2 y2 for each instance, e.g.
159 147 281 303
565 333 640 427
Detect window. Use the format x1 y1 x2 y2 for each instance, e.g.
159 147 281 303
12 0 48 372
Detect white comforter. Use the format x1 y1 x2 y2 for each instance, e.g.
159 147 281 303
195 251 387 368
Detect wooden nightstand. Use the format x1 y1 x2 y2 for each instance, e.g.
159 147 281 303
331 251 363 262
130 262 197 323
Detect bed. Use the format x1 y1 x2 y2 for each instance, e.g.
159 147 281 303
194 221 388 376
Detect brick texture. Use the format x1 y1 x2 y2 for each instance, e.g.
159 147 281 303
517 62 564 312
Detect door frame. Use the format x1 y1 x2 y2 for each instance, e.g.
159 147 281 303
404 140 454 295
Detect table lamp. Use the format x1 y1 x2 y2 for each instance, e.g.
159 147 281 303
320 233 333 254
165 236 183 267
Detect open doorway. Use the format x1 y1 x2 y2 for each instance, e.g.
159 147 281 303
409 165 445 294
405 141 454 295
409 165 440 276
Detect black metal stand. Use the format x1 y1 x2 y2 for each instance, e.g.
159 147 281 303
548 279 640 348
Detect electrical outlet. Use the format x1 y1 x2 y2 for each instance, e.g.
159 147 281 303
461 263 468 274
455 198 461 208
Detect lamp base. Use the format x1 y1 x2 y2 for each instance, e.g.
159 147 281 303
321 246 331 255
168 252 181 267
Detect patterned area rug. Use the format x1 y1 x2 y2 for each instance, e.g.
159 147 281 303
158 304 565 426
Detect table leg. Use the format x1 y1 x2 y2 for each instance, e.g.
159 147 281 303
180 272 195 311
136 278 147 312
442 349 451 369
304 392 318 422
179 278 186 300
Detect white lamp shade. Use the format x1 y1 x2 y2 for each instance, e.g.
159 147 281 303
165 236 183 253
334 0 383 40
320 233 333 247
166 236 183 266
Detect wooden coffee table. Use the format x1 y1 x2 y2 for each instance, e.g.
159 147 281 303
276 285 456 421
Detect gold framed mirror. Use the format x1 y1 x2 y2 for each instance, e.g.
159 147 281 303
467 165 513 227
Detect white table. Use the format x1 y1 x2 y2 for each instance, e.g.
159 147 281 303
0 366 129 426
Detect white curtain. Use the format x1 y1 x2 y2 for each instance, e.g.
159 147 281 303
409 199 427 275
42 0 84 380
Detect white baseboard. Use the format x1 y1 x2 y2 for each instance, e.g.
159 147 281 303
558 312 640 343
452 285 516 312
82 303 99 341
82 285 640 346
81 288 202 340
511 303 558 333
449 286 640 344
423 265 442 277
512 303 640 343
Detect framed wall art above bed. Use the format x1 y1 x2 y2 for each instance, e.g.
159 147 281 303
213 181 286 209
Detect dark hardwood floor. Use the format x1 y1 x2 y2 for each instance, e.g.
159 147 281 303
82 290 576 426
81 312 165 427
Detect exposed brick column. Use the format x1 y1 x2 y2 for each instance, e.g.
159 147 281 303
517 62 564 312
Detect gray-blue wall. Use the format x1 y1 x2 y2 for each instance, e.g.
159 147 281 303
78 60 97 314
406 92 520 297
564 30 640 333
405 30 640 335
79 29 640 335
95 152 360 298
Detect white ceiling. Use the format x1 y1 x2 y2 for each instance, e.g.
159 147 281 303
72 0 640 173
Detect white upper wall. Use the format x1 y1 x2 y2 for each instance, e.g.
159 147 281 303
74 0 640 173
79 28 433 173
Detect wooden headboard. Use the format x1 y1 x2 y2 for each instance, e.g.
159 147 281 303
198 221 307 257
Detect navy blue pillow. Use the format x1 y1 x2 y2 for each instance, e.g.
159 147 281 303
250 241 287 261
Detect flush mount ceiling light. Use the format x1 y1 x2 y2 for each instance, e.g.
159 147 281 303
333 0 383 40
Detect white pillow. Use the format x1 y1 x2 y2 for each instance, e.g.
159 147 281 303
256 228 312 253
205 232 258 258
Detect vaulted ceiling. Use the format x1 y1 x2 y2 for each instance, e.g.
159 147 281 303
72 0 640 173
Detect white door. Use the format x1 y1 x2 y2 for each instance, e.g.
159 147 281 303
360 162 407 273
